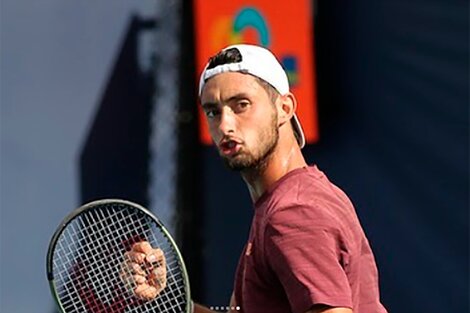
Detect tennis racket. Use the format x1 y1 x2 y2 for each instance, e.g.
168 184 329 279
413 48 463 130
46 199 192 313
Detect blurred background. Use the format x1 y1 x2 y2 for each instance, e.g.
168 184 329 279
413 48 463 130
0 0 468 312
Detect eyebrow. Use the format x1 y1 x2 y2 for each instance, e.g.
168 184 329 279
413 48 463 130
201 102 218 110
202 92 251 107
226 93 251 103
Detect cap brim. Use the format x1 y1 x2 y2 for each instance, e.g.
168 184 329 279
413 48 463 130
291 114 306 149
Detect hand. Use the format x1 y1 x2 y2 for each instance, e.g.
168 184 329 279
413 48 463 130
120 241 167 301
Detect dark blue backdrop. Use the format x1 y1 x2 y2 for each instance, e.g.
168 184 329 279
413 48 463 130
199 1 469 312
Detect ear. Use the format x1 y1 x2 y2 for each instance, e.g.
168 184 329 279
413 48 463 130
277 92 297 127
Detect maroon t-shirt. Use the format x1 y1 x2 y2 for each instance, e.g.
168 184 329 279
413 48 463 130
233 166 387 313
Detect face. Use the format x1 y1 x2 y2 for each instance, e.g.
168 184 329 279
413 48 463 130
200 72 279 171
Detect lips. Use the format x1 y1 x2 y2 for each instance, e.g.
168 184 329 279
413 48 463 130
219 139 242 156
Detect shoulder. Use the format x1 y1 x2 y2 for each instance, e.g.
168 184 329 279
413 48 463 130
264 199 342 241
264 168 351 225
261 166 363 247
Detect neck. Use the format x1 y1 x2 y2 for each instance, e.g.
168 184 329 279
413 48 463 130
241 138 307 203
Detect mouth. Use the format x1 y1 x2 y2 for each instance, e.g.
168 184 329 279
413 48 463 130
219 140 242 156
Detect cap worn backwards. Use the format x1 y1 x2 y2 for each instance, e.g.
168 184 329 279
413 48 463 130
198 44 305 149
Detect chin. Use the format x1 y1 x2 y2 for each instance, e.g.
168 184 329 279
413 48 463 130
221 154 249 171
223 154 267 172
224 158 248 171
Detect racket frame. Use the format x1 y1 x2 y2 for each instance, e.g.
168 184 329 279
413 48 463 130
46 198 192 313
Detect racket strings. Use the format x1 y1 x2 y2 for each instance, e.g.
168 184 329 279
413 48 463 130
52 203 188 313
78 207 181 304
57 207 184 312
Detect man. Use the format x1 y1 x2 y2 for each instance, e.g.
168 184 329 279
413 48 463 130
125 44 388 313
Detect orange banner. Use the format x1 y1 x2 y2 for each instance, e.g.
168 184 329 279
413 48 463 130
194 0 319 145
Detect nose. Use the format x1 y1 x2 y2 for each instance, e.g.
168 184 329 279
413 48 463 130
218 106 236 135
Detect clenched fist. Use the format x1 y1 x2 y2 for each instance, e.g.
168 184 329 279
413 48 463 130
120 241 167 301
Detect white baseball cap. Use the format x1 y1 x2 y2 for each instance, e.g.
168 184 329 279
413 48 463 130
198 44 306 149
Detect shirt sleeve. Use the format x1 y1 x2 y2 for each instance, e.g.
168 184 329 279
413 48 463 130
264 203 353 313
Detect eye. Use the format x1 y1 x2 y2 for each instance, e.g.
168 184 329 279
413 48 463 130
204 108 220 119
235 101 250 112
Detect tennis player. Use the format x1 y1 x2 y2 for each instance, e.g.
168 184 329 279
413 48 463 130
126 44 388 313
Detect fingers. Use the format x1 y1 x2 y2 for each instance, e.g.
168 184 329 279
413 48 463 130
148 265 167 289
133 274 146 284
132 241 154 254
145 247 165 265
125 250 146 264
121 264 162 299
125 262 145 275
134 283 158 301
130 242 165 265
120 241 167 301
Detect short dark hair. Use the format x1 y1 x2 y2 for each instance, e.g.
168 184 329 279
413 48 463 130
206 48 279 104
207 47 242 69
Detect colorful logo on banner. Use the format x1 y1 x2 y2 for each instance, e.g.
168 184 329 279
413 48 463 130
211 7 270 48
194 0 318 145
210 7 299 87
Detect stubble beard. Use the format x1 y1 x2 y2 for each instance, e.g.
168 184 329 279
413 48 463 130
222 113 279 173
